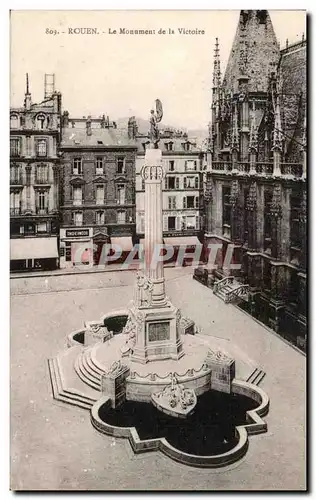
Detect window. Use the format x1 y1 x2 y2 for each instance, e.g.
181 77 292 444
96 157 103 174
37 222 47 233
117 157 125 174
36 114 46 130
165 176 179 190
186 216 196 229
185 160 197 171
182 142 191 152
117 210 126 224
65 242 72 262
10 138 20 157
10 165 21 184
10 192 21 214
117 184 125 205
73 158 82 175
184 176 197 189
184 196 195 209
222 186 231 226
165 142 173 151
169 160 175 171
73 186 82 206
36 139 47 157
95 211 105 225
72 211 83 226
168 216 176 230
168 196 176 209
36 164 48 183
10 115 18 129
96 185 104 205
36 190 48 214
264 191 273 246
290 193 301 249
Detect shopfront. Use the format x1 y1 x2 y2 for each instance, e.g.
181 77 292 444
10 236 59 272
59 227 93 268
163 235 202 266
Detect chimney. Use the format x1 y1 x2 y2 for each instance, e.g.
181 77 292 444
62 110 69 127
101 114 106 128
86 116 92 136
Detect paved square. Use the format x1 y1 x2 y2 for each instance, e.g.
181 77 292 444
11 268 306 490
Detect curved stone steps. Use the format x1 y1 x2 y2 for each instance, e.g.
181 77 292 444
86 344 106 376
74 349 101 391
48 357 96 410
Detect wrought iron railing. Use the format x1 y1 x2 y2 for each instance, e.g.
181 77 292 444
10 208 21 215
213 276 234 293
227 284 249 303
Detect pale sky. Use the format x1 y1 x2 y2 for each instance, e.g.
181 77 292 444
10 10 306 129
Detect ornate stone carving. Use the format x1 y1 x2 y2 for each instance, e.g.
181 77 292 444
246 182 257 211
151 373 197 417
106 360 126 377
206 348 232 363
270 184 282 219
121 316 137 355
135 272 154 307
230 179 240 208
149 99 163 148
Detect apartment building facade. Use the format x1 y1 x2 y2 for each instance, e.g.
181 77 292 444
59 113 137 267
10 75 62 271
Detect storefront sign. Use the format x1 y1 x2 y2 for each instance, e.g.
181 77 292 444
66 229 90 238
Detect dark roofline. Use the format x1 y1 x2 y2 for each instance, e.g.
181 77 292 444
280 39 306 56
60 144 138 151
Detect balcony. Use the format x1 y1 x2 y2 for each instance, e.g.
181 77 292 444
10 177 23 185
10 208 21 215
36 207 49 215
237 162 250 173
35 177 50 185
256 163 273 176
211 162 232 172
281 163 303 178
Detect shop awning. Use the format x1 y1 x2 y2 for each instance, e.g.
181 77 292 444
10 237 59 260
164 236 201 247
110 236 133 252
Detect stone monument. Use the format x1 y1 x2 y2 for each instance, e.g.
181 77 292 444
123 100 184 363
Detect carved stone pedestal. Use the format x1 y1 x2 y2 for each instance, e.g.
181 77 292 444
126 300 184 364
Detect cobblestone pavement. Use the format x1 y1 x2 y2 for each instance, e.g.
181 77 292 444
10 268 306 491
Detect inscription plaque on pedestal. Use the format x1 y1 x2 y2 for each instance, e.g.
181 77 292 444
148 322 170 342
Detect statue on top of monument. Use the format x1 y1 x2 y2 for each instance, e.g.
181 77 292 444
149 99 163 148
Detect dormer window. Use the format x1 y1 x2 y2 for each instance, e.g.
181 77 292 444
117 157 125 174
36 114 46 130
165 142 173 151
10 114 18 129
96 157 103 174
182 142 191 152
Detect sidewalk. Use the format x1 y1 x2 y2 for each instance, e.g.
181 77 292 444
10 262 178 279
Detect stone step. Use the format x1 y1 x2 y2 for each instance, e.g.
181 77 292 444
246 367 266 386
86 345 105 376
81 348 103 381
54 356 97 405
48 358 94 410
74 350 101 391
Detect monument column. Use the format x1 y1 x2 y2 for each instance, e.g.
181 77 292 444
142 149 166 305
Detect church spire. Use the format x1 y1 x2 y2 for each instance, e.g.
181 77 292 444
223 10 279 94
24 72 32 110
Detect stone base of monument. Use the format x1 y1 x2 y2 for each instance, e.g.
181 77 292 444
127 300 185 364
